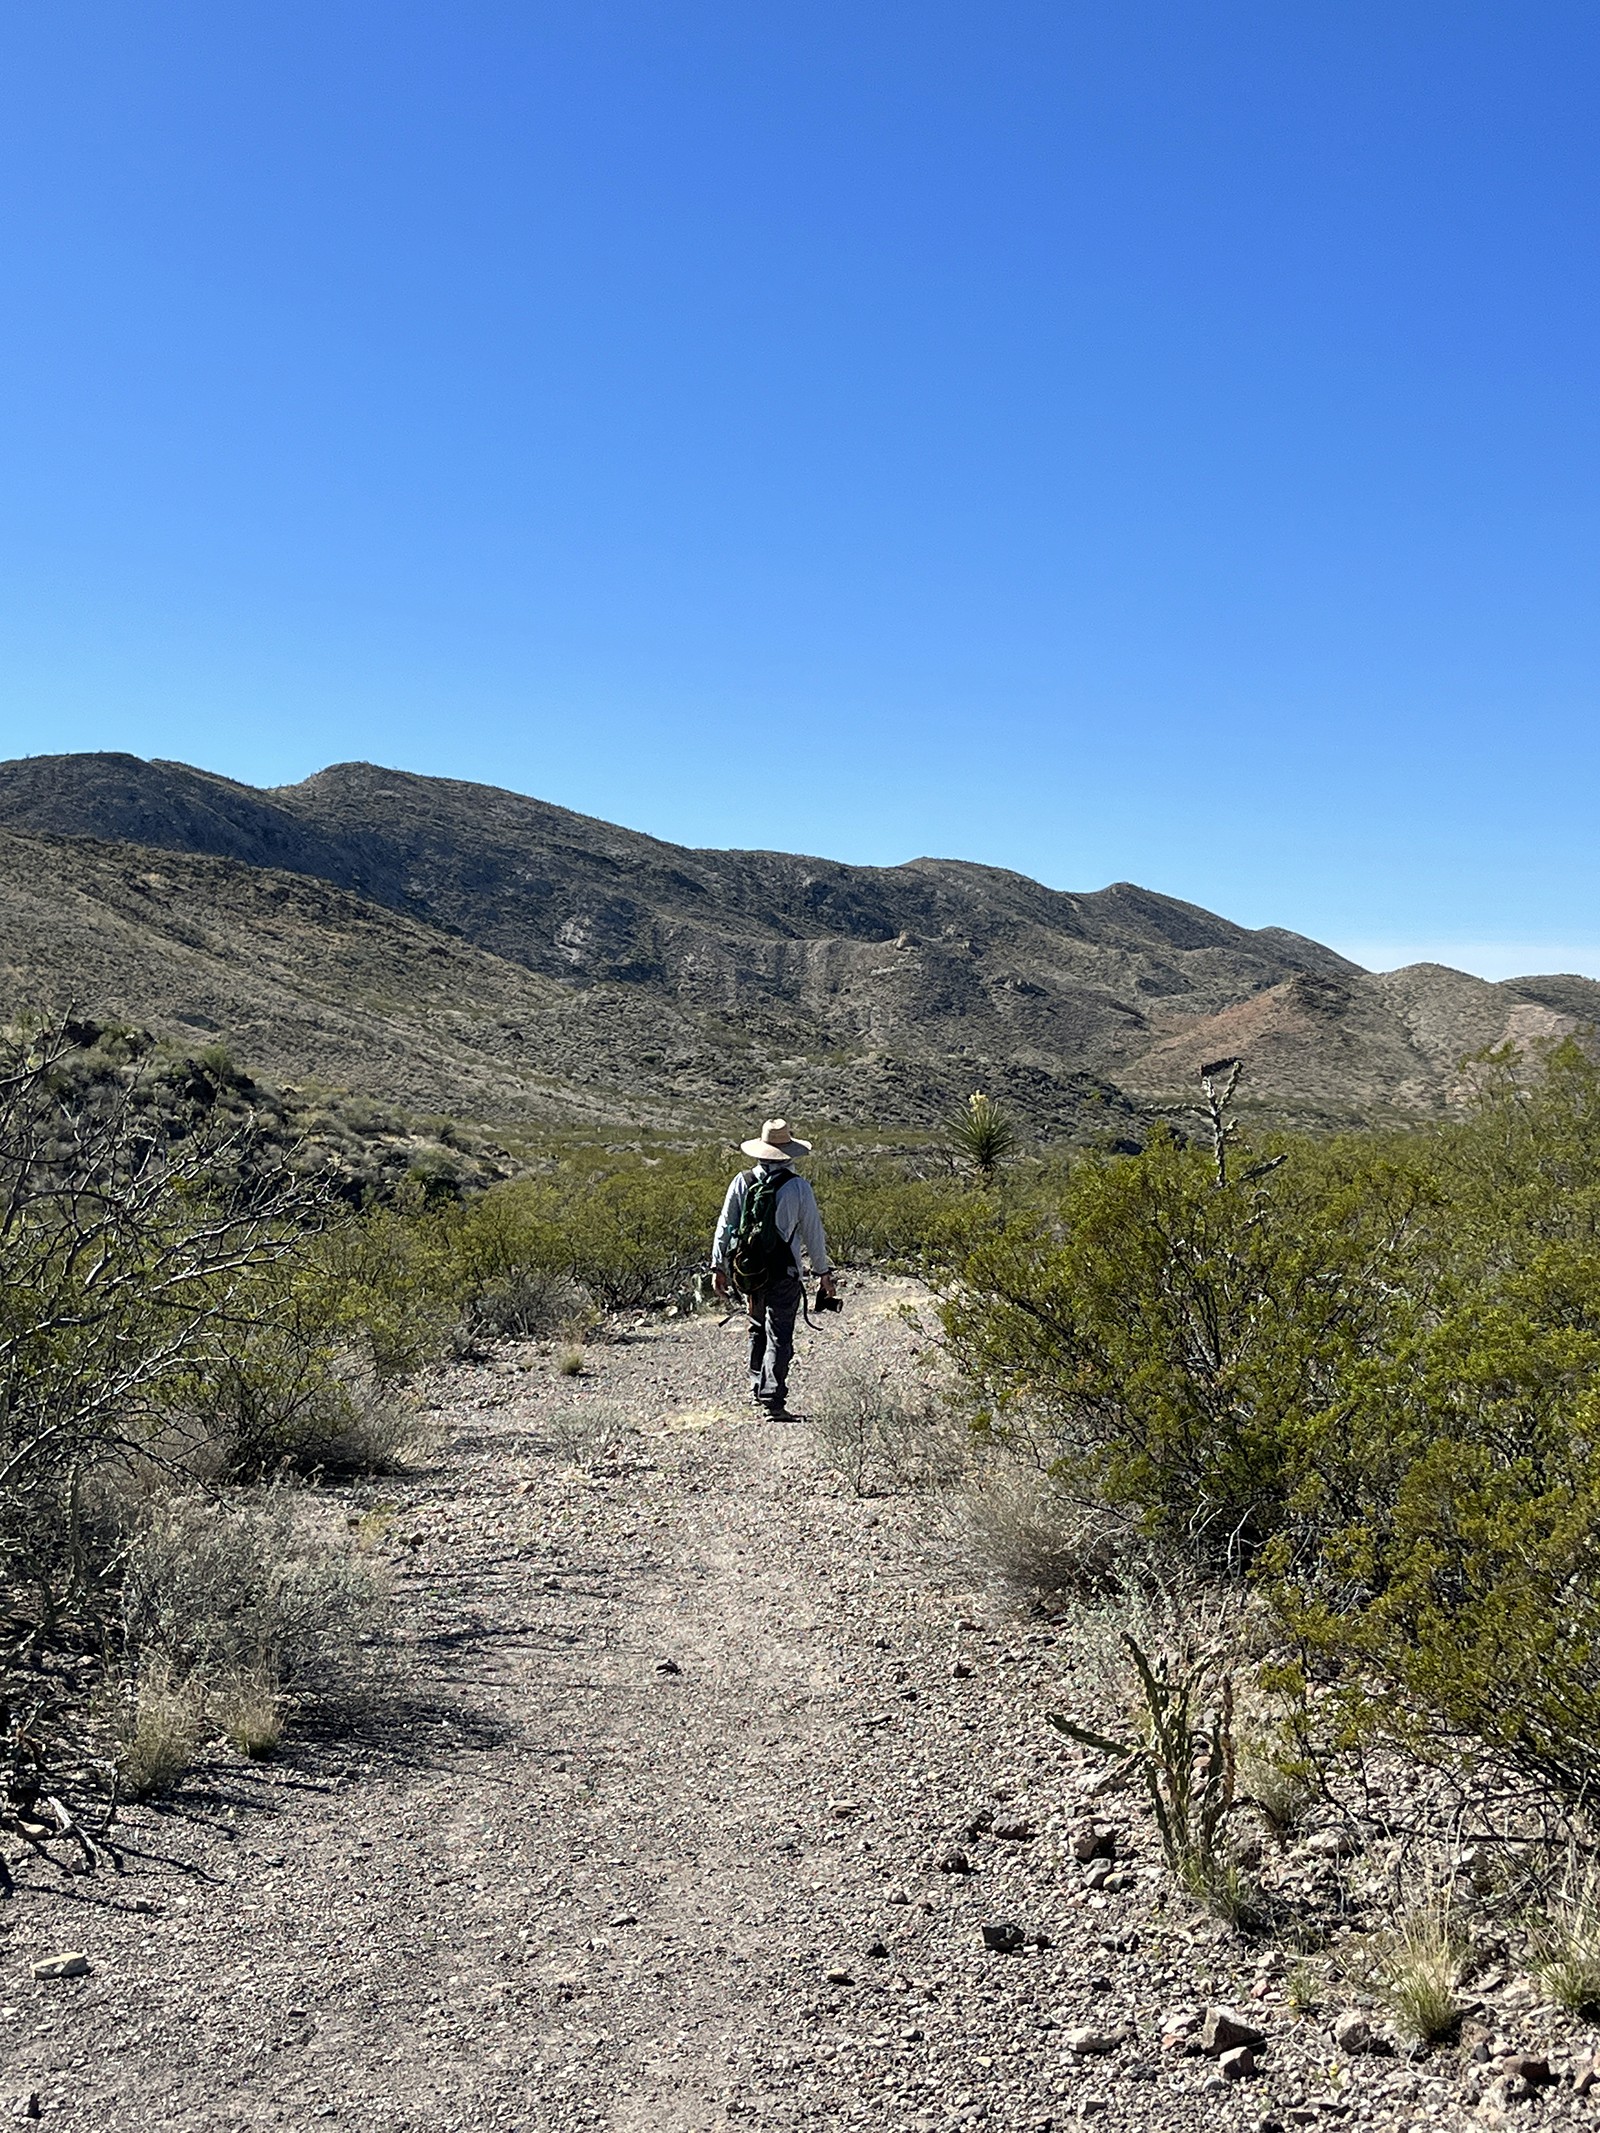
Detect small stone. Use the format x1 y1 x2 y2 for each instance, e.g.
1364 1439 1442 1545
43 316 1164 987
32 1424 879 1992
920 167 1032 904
1063 2028 1118 2056
981 1920 1027 1953
10 2098 40 2123
654 1658 682 1675
1575 2059 1599 2096
1202 2007 1266 2055
608 1913 638 1928
1219 2046 1257 2080
828 1800 860 1819
885 1887 912 1905
937 1849 973 1875
991 1818 1034 1842
1332 2010 1375 2053
950 1660 973 1679
1070 1823 1116 1864
866 1939 890 1960
1503 2055 1552 2089
1083 1862 1113 1891
1303 1827 1357 1859
825 1966 854 1985
31 1952 89 1981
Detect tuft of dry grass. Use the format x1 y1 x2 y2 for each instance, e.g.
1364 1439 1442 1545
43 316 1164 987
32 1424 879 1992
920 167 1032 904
214 1674 286 1759
1531 1858 1600 2016
118 1673 202 1800
556 1344 586 1377
1361 1892 1467 2042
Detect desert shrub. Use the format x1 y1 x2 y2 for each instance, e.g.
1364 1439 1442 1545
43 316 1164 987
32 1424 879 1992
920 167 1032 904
0 1015 330 1815
809 1357 961 1496
477 1265 592 1340
175 1289 415 1478
121 1494 388 1704
541 1395 633 1467
814 1160 997 1271
944 1045 1600 1800
957 1460 1131 1601
941 1123 1423 1571
298 1204 463 1379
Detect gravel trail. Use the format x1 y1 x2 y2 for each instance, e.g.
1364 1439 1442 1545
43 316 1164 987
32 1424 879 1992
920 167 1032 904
0 1280 1569 2130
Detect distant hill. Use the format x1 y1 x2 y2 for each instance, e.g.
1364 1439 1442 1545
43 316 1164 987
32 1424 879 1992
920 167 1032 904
0 750 1594 1137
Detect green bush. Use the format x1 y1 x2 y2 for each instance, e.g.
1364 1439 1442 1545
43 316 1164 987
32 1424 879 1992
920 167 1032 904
943 1044 1600 1800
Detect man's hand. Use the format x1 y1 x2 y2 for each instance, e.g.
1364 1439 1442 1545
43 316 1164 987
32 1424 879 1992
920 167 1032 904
712 1267 729 1298
819 1271 837 1297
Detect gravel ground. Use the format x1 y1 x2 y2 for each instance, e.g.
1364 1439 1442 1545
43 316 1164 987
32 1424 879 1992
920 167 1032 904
0 1277 1595 2130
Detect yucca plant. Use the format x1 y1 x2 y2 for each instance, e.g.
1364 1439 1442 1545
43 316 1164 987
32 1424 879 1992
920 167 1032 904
945 1091 1019 1182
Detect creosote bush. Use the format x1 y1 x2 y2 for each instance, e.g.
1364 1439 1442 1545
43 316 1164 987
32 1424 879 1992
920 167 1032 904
943 1041 1600 1803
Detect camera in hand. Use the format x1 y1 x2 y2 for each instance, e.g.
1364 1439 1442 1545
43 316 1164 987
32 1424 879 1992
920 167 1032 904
814 1284 843 1314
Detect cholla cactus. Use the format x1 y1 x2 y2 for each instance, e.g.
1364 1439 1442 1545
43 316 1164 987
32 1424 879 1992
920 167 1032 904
945 1089 1018 1182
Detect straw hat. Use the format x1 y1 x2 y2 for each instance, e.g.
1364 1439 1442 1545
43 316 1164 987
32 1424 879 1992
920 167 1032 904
740 1117 812 1162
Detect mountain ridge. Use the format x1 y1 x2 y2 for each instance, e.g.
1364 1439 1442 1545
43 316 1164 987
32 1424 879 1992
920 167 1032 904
0 750 1593 1136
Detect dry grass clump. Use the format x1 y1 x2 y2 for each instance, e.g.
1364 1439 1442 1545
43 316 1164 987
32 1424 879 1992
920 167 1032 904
1361 1891 1468 2041
543 1395 633 1467
556 1344 586 1377
1531 1857 1600 2015
117 1672 203 1800
214 1673 286 1759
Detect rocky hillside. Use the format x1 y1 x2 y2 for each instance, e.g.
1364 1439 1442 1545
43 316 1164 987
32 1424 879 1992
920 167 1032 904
0 751 1593 1135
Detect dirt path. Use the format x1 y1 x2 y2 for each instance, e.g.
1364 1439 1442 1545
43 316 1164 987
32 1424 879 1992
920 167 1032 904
0 1283 1532 2130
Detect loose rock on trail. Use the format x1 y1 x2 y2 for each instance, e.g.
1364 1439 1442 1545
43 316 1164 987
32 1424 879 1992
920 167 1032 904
0 1281 1560 2128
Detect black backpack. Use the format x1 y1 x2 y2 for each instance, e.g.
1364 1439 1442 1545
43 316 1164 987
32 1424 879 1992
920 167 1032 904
728 1168 795 1297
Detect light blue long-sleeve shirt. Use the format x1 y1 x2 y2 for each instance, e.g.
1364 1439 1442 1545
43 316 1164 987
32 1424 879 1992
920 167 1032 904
712 1163 831 1277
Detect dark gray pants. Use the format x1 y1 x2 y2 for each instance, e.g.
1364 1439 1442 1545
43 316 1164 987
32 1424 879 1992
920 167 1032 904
748 1272 802 1410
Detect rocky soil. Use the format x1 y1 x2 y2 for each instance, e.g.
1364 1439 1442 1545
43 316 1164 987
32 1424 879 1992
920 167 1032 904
1 1278 1595 2130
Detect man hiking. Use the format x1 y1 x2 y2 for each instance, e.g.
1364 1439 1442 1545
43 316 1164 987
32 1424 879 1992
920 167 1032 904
711 1118 836 1420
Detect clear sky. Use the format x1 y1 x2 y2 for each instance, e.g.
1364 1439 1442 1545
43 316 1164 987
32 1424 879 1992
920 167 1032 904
1 3 1597 978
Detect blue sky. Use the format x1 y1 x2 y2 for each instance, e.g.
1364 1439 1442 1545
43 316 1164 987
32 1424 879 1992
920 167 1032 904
1 3 1597 978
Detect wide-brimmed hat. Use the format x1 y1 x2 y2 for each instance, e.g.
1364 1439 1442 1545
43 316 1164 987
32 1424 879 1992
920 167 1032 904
740 1117 812 1163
